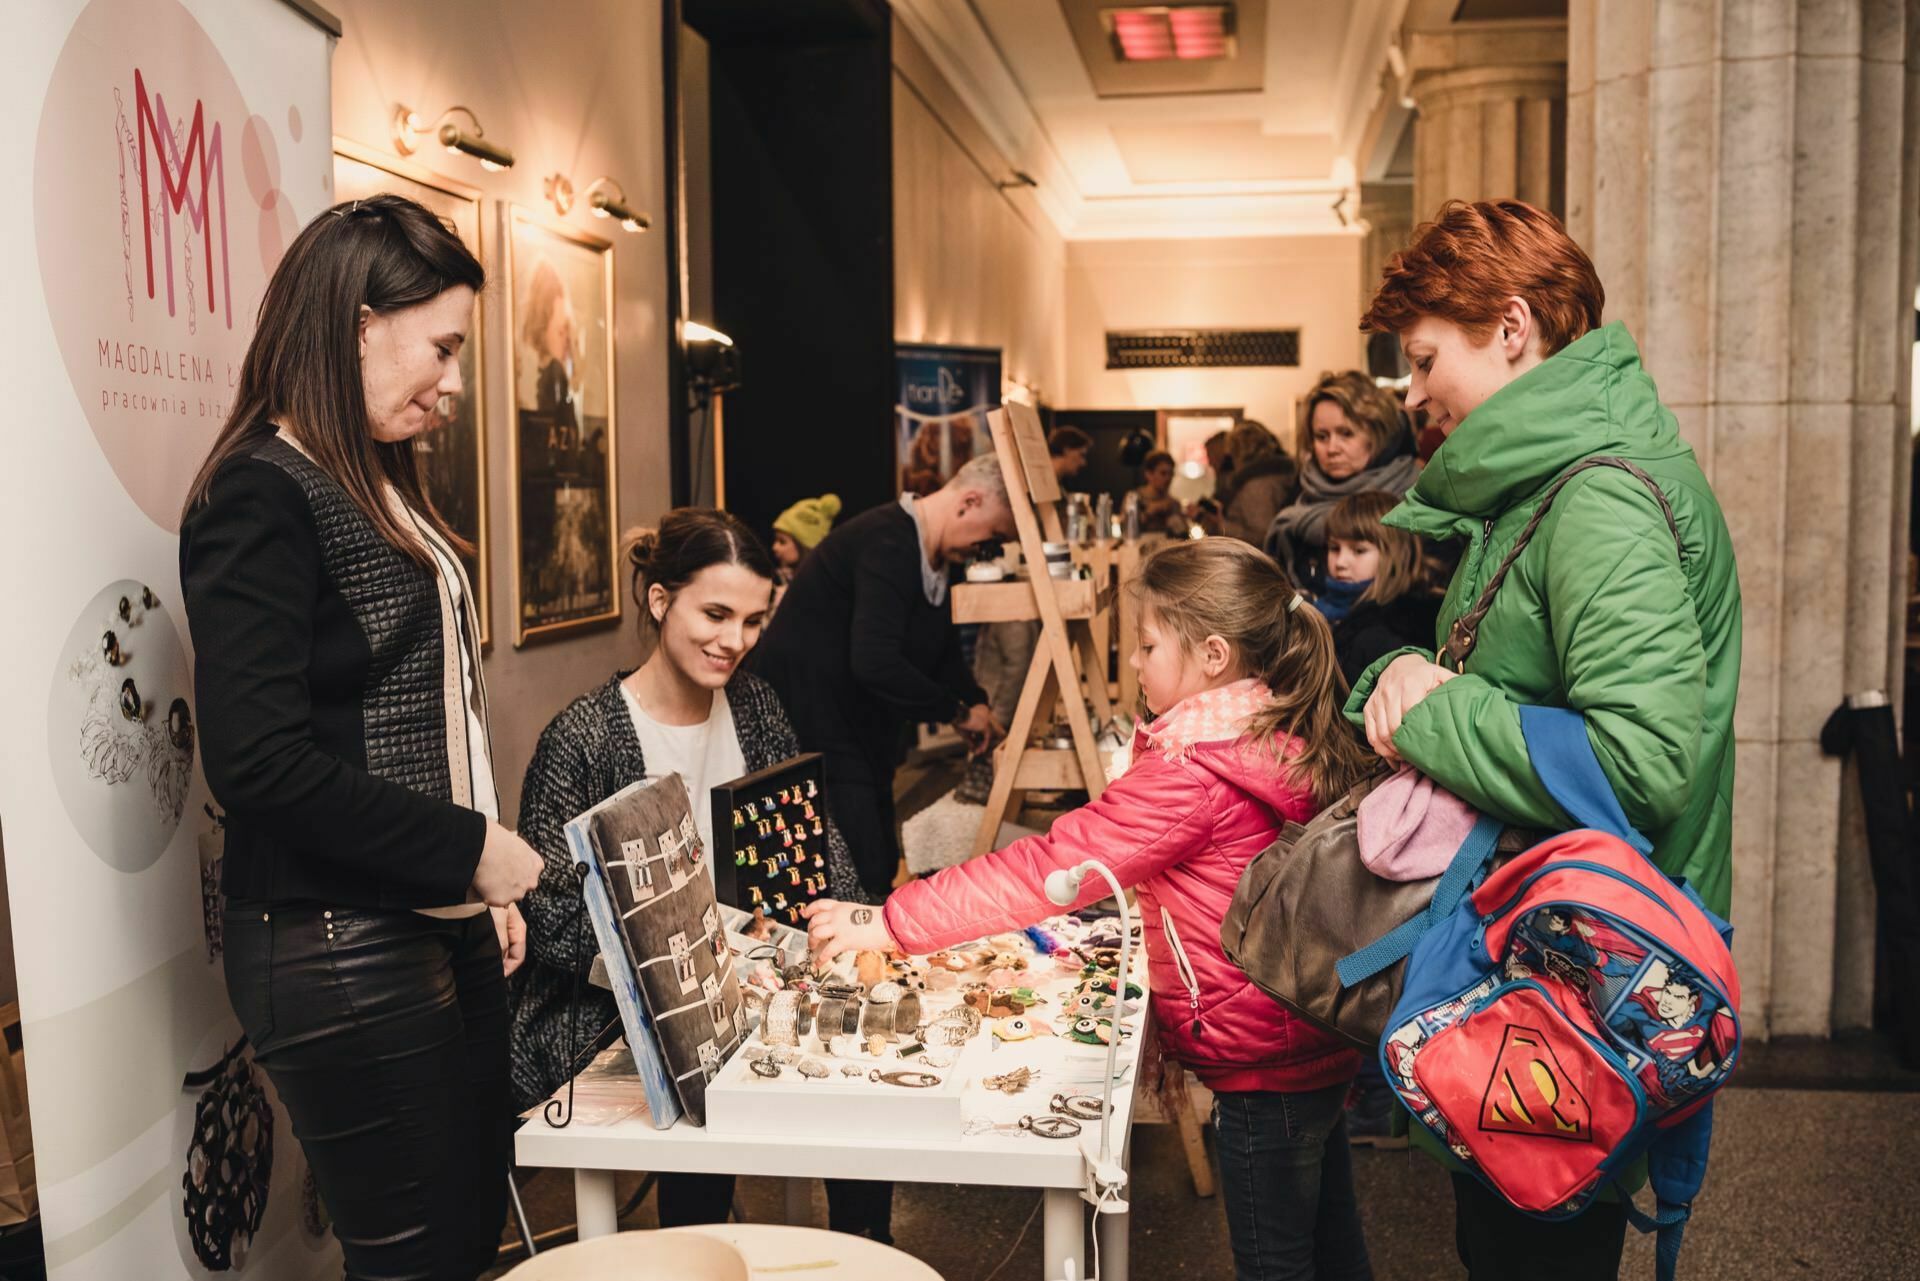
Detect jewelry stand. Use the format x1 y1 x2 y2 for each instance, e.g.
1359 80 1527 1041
953 401 1116 856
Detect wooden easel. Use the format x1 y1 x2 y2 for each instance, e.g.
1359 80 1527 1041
952 402 1115 855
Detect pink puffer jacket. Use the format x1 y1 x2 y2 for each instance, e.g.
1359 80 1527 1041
885 725 1359 1094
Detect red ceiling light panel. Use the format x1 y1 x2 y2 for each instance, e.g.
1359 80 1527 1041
1105 5 1234 63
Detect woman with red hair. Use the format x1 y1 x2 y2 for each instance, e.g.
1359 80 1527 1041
1346 199 1742 1279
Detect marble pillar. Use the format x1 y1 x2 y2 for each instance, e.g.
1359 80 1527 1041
1358 181 1415 332
1567 0 1920 1038
1406 18 1569 220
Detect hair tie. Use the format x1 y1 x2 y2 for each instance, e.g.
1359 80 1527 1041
1288 593 1304 613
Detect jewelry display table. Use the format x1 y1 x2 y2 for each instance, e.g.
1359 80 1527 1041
519 939 1147 1281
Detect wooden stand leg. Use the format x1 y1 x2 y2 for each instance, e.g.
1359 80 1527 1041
1167 1062 1217 1198
974 660 1056 855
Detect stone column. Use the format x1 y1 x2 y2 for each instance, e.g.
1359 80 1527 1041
1566 0 1920 1039
1405 18 1569 220
1358 181 1415 333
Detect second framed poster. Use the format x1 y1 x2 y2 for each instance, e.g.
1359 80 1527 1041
506 207 620 645
332 138 493 644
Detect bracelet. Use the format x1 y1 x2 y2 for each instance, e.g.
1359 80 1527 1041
764 990 804 1047
1020 1114 1081 1139
1050 1092 1106 1121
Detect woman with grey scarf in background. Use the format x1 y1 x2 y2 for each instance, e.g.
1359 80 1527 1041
1264 370 1420 593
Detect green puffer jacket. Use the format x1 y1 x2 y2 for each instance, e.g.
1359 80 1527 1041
1347 321 1741 913
1346 321 1742 1186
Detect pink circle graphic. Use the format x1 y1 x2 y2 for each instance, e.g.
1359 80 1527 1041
34 0 277 533
286 103 303 143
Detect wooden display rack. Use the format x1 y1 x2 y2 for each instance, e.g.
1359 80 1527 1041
952 402 1115 855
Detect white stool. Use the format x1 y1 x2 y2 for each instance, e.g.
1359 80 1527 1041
668 1224 946 1281
500 1229 748 1280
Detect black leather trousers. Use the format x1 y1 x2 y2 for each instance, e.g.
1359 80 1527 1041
224 901 510 1281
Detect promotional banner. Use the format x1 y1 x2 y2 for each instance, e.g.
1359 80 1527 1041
0 1 338 1275
895 342 1002 496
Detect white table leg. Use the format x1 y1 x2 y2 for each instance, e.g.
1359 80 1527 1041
1094 1198 1128 1281
783 1177 813 1227
1043 1187 1083 1280
574 1167 619 1239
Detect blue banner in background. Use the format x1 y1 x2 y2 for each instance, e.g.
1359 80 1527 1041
896 342 1003 495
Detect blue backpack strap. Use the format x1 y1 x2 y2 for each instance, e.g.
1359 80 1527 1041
1618 1099 1716 1281
1336 814 1503 988
1516 704 1654 854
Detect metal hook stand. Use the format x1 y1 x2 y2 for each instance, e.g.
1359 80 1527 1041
542 862 619 1129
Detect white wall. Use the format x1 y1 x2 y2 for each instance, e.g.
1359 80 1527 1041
330 0 670 819
893 25 1067 403
1063 235 1366 439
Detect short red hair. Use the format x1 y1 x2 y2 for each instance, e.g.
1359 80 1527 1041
1362 199 1604 355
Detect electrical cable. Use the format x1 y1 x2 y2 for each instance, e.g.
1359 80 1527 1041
980 1193 1044 1281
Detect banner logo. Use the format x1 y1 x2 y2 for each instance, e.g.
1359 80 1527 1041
128 67 233 331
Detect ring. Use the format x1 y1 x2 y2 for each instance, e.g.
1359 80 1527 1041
868 1069 941 1088
750 1056 783 1079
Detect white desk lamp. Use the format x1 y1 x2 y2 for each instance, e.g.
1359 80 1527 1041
1044 859 1132 1198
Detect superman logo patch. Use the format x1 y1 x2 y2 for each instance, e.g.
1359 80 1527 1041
1478 1023 1592 1143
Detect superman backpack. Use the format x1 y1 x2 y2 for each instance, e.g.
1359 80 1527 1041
1339 706 1740 1281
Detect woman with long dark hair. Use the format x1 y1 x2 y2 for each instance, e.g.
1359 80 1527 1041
180 194 545 1280
512 508 891 1239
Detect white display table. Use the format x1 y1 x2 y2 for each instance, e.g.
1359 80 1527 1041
515 1031 1141 1281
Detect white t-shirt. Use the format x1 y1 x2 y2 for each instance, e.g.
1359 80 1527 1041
620 682 747 881
416 518 498 919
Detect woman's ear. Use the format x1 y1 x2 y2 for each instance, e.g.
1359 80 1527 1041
648 582 671 625
1199 633 1233 677
1498 296 1538 362
357 304 372 361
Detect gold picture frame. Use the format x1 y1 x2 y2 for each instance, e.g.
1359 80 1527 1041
505 205 620 646
331 136 494 647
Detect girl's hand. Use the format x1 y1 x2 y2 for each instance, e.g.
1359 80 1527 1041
1363 654 1456 762
493 903 528 978
802 899 896 961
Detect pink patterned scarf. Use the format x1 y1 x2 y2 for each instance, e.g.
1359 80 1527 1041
1142 678 1274 762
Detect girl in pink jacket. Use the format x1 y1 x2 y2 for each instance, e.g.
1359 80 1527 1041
807 538 1376 1281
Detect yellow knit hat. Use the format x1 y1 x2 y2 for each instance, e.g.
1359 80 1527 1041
773 493 842 550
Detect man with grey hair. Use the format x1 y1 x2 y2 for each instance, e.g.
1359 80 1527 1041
754 455 1013 901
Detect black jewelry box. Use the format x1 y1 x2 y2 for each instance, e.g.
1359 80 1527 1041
709 753 828 929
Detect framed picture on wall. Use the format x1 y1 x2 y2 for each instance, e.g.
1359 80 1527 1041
331 138 494 645
894 343 1002 496
506 207 620 646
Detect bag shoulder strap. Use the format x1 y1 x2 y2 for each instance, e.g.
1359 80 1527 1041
1439 456 1686 672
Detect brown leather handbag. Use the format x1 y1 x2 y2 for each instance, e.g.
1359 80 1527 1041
1220 767 1531 1051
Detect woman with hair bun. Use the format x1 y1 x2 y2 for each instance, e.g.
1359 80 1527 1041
510 507 885 1235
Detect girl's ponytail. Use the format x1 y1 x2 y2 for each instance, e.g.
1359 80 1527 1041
1137 539 1372 806
1244 597 1371 806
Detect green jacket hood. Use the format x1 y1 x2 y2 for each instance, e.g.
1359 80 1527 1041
1389 322 1691 535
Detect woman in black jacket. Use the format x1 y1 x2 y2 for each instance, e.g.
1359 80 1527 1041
512 510 890 1238
179 195 545 1281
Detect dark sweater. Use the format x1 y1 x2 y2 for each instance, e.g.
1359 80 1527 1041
1331 593 1442 689
750 502 984 781
508 671 866 1111
179 436 487 910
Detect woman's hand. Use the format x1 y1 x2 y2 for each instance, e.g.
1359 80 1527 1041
1362 654 1457 762
473 821 544 907
493 903 528 978
953 703 1004 757
802 899 897 961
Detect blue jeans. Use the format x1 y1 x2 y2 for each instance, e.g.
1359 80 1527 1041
1213 1082 1373 1281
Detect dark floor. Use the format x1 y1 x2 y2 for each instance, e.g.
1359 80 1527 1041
494 1038 1920 1280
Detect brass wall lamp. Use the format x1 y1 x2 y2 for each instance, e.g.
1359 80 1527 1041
393 104 515 171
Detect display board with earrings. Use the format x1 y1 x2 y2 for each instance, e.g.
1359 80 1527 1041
709 753 830 930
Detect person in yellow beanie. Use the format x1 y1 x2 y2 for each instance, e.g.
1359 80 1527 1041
769 493 842 614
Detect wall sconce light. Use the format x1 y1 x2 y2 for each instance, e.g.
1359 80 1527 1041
583 178 650 233
393 104 515 171
544 173 576 216
995 170 1039 191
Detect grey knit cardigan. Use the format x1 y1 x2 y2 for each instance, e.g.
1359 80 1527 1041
508 670 867 1112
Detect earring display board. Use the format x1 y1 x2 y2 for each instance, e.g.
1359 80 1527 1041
332 138 492 647
709 754 829 931
566 774 746 1128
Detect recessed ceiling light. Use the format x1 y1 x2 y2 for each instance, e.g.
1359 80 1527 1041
1103 5 1234 63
